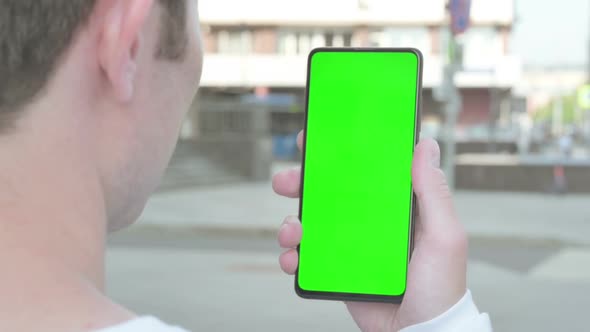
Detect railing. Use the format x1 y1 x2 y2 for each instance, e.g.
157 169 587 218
192 101 273 181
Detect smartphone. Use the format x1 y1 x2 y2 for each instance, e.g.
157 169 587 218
297 48 423 303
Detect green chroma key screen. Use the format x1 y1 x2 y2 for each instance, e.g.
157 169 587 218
298 49 421 299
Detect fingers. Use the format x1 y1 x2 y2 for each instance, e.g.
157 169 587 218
275 131 304 276
279 249 299 275
411 138 467 255
272 167 301 198
272 130 304 198
406 139 468 323
278 216 302 248
278 216 302 275
412 139 457 231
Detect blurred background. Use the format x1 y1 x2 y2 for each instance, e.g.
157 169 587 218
107 0 590 331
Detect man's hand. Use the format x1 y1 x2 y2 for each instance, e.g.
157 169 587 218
272 131 468 331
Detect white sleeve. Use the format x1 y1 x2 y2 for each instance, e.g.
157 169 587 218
95 317 191 332
399 290 492 332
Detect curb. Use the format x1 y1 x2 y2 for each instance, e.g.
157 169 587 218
118 222 279 238
115 222 590 248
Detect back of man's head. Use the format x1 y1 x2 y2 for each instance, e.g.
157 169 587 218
0 0 188 132
0 0 203 231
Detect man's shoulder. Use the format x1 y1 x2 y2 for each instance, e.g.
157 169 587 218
96 317 191 332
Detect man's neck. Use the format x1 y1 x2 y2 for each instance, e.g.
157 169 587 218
0 125 133 331
0 128 107 286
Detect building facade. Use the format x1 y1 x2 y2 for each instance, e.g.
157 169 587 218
196 0 521 140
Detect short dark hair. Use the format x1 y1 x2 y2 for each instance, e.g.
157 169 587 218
0 0 187 132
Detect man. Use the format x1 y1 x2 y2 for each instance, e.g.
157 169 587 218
0 1 491 331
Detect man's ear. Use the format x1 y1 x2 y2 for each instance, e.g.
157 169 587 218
98 0 155 103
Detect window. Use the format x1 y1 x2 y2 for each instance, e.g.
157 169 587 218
217 29 253 54
298 34 311 54
343 34 353 47
333 34 345 47
279 33 298 55
279 30 353 54
324 33 334 47
311 33 326 48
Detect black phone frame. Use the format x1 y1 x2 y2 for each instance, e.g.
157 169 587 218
296 47 424 304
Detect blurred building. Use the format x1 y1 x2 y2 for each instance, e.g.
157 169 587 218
517 66 586 112
192 0 521 149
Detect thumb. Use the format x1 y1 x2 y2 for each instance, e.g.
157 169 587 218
401 139 468 329
412 138 458 232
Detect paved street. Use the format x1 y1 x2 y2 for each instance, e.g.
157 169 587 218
139 182 590 246
107 232 590 332
105 175 590 332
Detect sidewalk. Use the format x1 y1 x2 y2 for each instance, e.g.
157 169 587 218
107 246 590 332
138 180 590 246
119 176 590 331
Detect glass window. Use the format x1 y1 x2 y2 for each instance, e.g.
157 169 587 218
333 34 345 47
217 30 253 54
324 32 334 47
298 34 311 54
343 33 353 47
312 33 326 49
278 33 298 55
278 30 353 54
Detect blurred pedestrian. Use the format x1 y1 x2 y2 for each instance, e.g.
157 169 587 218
558 132 573 158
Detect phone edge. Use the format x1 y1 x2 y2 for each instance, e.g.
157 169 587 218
295 47 424 304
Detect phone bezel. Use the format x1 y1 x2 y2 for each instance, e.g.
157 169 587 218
296 47 423 304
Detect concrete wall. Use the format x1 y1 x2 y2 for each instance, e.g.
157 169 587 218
455 155 590 193
189 102 273 182
195 136 272 181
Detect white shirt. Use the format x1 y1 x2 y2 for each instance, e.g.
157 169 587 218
400 290 492 332
96 317 190 332
98 291 491 332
